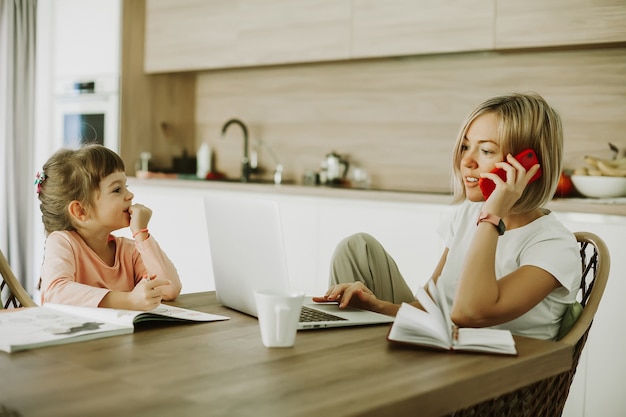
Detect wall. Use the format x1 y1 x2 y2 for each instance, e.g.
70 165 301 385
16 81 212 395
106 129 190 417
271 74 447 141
195 46 626 193
120 0 196 173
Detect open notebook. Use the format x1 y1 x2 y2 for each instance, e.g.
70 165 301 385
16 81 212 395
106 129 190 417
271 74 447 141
203 194 394 329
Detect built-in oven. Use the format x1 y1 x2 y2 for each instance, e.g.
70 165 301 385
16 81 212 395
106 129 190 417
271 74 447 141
53 75 119 152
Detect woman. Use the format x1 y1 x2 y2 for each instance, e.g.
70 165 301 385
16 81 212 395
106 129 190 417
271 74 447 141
313 92 581 340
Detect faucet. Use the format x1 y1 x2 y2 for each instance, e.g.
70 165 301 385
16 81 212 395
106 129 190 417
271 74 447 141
221 118 250 182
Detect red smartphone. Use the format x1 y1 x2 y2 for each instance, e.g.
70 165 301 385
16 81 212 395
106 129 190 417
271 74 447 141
478 149 542 200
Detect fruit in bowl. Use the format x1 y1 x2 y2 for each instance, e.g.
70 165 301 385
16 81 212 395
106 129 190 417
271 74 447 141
554 171 574 197
569 142 626 198
570 175 626 198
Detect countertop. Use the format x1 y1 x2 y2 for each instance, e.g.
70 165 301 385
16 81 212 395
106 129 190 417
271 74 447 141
127 177 626 217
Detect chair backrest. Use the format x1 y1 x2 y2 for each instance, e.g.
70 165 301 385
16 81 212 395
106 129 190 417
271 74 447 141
560 231 610 346
0 249 37 309
447 231 610 417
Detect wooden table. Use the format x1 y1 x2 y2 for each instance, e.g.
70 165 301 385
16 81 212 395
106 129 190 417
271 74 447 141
0 292 573 417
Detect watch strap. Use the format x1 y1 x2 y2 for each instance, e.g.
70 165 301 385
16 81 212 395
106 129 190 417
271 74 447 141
477 212 506 235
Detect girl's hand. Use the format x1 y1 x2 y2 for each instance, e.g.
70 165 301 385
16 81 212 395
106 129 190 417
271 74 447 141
129 275 170 311
128 204 153 235
313 282 381 311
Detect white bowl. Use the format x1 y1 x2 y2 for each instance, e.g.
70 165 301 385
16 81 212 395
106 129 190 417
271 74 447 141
570 175 626 198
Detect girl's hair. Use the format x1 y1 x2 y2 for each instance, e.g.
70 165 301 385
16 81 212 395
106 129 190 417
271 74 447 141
38 145 125 234
451 92 563 213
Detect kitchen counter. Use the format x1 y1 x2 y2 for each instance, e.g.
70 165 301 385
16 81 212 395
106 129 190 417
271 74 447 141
128 177 626 217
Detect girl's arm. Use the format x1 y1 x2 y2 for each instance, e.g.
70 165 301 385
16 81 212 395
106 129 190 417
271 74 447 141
99 276 172 311
134 236 183 300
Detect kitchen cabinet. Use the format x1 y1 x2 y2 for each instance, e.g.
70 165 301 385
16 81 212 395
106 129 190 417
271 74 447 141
143 0 626 73
351 0 494 59
53 0 121 79
144 0 352 73
144 0 492 72
114 185 213 294
496 0 626 49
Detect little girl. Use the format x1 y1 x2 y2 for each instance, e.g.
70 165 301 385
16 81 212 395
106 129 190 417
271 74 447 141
36 144 182 310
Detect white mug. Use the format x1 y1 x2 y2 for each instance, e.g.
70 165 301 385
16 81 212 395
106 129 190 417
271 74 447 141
254 290 304 348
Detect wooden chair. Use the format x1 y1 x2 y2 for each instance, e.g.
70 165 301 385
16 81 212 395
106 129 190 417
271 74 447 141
0 249 36 309
448 231 610 417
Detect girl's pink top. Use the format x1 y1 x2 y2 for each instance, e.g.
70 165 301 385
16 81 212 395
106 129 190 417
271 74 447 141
39 230 180 307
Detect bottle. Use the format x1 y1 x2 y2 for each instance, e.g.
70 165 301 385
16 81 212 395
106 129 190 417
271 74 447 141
196 143 212 179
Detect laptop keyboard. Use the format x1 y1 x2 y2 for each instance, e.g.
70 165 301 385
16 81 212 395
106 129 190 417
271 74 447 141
299 306 348 323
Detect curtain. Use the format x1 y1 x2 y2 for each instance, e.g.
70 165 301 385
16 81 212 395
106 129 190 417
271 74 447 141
0 0 37 293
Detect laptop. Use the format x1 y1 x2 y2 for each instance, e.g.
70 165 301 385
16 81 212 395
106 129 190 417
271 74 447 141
203 194 395 329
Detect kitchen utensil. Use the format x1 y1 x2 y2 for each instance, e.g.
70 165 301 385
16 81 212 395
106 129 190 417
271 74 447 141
325 151 349 185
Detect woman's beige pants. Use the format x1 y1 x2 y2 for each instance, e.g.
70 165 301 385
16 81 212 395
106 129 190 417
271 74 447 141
328 233 416 304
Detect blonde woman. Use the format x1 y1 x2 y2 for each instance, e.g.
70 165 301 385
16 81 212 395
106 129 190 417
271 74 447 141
314 93 580 340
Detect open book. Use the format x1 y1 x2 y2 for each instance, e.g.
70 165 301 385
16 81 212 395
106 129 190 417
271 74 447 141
387 281 517 355
0 303 229 353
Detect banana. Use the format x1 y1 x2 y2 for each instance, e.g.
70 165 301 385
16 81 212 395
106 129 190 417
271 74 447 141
597 160 626 177
584 155 600 168
612 157 626 167
584 155 626 170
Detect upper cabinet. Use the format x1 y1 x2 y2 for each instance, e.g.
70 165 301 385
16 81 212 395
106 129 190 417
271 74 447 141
496 0 626 49
351 0 494 59
144 0 352 73
54 0 121 79
144 0 626 74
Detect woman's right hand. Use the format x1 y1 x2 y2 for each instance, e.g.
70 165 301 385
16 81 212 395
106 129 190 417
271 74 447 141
313 282 381 311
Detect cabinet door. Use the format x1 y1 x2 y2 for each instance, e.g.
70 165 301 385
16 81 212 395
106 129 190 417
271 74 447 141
117 183 215 294
144 0 352 73
351 0 494 59
496 0 626 49
53 0 121 78
316 198 451 294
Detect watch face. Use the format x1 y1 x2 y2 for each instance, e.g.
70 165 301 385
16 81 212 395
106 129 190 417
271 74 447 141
495 219 506 235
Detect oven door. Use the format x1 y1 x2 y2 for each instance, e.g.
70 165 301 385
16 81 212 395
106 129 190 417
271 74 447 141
53 92 119 153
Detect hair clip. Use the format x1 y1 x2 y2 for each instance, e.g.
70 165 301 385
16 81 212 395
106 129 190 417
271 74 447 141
34 171 47 193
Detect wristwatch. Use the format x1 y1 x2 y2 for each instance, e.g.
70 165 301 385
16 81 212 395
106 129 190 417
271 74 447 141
477 211 506 236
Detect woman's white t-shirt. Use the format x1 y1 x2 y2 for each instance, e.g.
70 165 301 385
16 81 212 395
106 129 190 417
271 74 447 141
436 200 581 340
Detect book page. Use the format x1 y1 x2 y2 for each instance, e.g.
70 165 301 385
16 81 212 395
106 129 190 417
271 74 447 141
45 303 140 326
456 328 517 355
388 303 450 348
415 285 449 339
0 307 132 353
131 304 229 323
427 280 452 327
45 303 229 326
426 281 516 355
